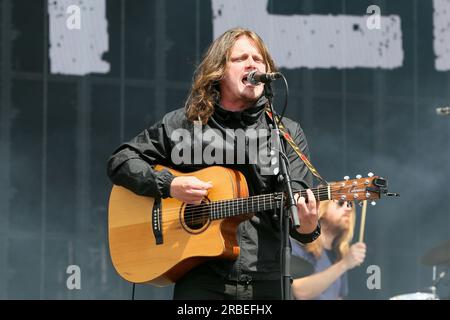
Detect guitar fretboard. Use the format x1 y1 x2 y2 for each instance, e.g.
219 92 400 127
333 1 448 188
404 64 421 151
209 186 331 220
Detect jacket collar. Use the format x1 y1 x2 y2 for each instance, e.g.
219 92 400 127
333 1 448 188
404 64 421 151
212 95 268 128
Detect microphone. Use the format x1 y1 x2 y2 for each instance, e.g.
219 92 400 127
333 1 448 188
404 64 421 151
247 70 282 85
436 106 450 116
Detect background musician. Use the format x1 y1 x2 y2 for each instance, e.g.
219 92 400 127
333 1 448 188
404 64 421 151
291 200 366 300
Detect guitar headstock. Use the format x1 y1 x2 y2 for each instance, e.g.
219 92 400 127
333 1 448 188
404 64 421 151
328 173 392 204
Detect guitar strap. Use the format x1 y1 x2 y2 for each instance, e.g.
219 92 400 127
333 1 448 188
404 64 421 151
265 109 327 185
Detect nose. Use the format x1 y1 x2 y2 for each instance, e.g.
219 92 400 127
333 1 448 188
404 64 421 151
245 56 257 69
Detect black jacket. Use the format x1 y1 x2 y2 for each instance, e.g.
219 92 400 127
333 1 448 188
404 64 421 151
107 99 319 281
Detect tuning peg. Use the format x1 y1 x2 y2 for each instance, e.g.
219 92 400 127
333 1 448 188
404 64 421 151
368 172 374 177
358 201 364 207
344 176 350 181
371 201 377 206
356 174 362 179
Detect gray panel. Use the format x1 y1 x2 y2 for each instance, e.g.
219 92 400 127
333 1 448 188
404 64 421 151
11 0 44 73
124 86 155 138
7 238 41 299
313 69 344 94
97 0 121 78
268 0 342 15
166 0 212 82
90 84 121 236
125 0 156 79
9 79 43 233
383 0 415 98
46 81 77 234
308 96 346 178
343 98 376 177
166 88 188 113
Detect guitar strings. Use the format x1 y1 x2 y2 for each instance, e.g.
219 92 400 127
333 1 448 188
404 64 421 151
148 188 361 225
158 191 363 226
158 189 356 227
159 188 356 219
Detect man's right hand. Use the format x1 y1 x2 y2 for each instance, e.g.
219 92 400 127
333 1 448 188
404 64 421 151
342 242 366 270
170 176 213 204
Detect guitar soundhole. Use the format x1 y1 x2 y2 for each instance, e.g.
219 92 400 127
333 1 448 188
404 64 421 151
182 200 210 233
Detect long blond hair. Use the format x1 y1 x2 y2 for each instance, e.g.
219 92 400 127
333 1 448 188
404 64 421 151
185 27 277 124
304 200 356 260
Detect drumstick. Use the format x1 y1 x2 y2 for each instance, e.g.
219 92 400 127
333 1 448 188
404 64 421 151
359 200 368 243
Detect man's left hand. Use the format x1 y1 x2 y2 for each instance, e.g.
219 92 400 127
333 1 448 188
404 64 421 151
295 189 319 234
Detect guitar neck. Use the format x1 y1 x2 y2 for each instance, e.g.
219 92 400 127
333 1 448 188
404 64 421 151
209 185 331 220
295 186 332 202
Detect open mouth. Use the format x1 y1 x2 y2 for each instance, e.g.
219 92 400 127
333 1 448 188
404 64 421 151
242 74 254 86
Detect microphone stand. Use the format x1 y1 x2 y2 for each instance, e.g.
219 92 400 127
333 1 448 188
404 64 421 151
263 82 300 300
428 267 448 297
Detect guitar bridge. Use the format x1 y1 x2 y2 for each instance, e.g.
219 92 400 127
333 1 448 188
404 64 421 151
152 198 163 245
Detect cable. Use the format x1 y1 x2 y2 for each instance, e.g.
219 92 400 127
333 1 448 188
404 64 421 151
276 73 289 123
131 282 136 300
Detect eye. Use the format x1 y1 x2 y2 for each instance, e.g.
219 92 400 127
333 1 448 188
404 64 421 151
335 200 352 208
253 56 263 63
231 54 248 62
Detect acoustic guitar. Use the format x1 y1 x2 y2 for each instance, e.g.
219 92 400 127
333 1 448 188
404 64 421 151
108 165 388 286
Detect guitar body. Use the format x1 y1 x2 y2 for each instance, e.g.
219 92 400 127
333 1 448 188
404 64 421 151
108 165 250 286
